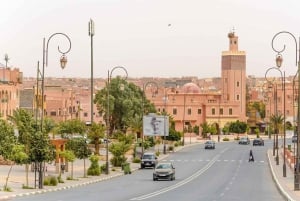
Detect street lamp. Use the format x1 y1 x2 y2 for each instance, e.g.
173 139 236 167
163 87 173 154
182 89 186 146
142 81 159 155
106 66 128 175
39 32 71 189
271 31 299 187
89 19 95 124
265 67 284 166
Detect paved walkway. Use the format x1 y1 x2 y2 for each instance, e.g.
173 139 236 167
1 136 300 201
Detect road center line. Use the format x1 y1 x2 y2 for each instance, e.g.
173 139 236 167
130 148 228 200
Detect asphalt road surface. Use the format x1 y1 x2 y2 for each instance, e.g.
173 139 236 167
13 139 284 201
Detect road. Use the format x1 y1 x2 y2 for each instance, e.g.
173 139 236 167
13 139 284 201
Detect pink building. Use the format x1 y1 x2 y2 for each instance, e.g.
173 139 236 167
0 65 23 119
148 31 247 132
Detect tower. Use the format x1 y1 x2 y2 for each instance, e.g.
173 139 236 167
221 31 246 120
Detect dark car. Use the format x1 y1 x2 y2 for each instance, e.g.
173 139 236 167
292 135 297 143
153 162 175 181
253 138 264 146
204 140 215 149
239 137 250 145
140 152 157 169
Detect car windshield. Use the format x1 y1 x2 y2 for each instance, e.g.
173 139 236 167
156 164 171 169
143 154 154 159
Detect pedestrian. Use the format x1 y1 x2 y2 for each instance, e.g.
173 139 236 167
249 149 254 162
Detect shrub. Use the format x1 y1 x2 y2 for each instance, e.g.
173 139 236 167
174 142 179 147
234 137 240 140
223 137 230 141
87 155 101 176
57 175 64 183
155 151 160 157
132 157 141 163
168 146 174 151
44 176 58 186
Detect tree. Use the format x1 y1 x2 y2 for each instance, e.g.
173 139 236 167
94 77 156 135
56 119 87 138
8 109 35 187
87 122 105 155
3 144 28 191
66 138 91 177
229 120 248 136
200 122 210 138
59 150 76 179
270 114 284 134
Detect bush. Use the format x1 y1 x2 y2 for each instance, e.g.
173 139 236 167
155 151 160 157
168 146 174 151
87 155 101 176
122 163 131 174
223 137 230 141
57 175 64 183
174 142 179 147
44 176 58 186
132 157 141 163
234 137 240 140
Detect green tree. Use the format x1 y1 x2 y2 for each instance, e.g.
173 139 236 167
87 122 105 155
3 144 28 191
94 77 156 135
66 138 91 177
8 109 35 187
270 114 284 134
59 150 76 179
200 122 210 138
109 142 131 167
56 119 87 138
229 120 248 136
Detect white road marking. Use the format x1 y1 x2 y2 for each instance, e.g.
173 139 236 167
130 148 229 200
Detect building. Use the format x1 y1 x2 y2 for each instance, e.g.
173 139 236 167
149 31 247 132
0 64 23 119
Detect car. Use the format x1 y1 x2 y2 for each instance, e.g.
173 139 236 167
153 162 175 181
140 152 158 169
292 135 297 143
253 138 264 146
204 140 215 149
239 137 250 145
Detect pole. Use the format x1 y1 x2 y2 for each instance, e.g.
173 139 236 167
182 92 186 146
283 71 286 177
89 19 95 124
163 88 167 154
106 70 109 174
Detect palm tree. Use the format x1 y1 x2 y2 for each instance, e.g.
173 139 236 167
270 114 284 134
87 122 105 155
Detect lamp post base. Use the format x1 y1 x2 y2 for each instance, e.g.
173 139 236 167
105 161 109 175
283 163 286 177
163 144 166 154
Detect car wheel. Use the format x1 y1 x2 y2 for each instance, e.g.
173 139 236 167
141 165 144 169
153 177 156 181
169 175 173 181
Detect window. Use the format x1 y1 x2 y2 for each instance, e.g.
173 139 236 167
50 111 56 116
84 112 88 117
212 108 215 115
162 108 165 113
220 108 223 115
229 108 233 115
173 108 177 115
198 108 202 115
237 81 239 87
188 108 192 115
237 94 239 100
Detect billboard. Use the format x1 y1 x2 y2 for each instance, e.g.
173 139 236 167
143 115 169 136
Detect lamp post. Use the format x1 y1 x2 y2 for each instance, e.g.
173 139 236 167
265 67 284 166
106 66 128 174
271 31 300 188
163 87 172 154
142 81 159 155
38 33 71 189
89 19 95 124
182 91 186 146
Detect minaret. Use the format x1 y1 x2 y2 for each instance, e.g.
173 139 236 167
221 31 246 120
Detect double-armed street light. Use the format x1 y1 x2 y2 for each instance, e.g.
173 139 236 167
265 67 284 167
38 32 71 189
271 31 300 187
106 66 128 175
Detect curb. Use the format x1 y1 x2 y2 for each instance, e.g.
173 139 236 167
267 150 295 201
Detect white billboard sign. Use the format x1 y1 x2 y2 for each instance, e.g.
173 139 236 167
143 115 169 136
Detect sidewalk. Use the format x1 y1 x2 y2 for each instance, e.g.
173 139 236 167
268 149 300 201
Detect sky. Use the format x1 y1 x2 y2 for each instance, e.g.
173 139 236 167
0 0 300 79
